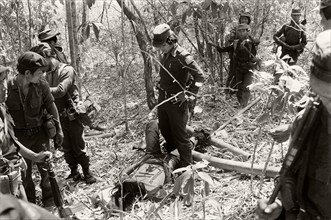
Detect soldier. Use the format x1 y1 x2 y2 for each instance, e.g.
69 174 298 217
31 43 96 184
217 11 252 98
152 24 204 168
38 29 68 64
273 7 307 65
210 24 259 108
0 65 52 200
256 1 331 219
5 52 63 208
0 192 60 220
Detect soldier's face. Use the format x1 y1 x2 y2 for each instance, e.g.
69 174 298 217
238 29 249 40
240 17 249 24
27 68 44 84
291 14 300 24
159 42 173 53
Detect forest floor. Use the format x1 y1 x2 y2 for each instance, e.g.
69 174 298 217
43 46 311 220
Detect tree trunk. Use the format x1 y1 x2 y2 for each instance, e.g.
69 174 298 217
27 0 32 48
65 0 76 70
116 0 156 110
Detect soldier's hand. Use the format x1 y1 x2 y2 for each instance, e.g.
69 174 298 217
55 129 64 146
171 92 187 107
35 151 52 163
269 124 291 143
256 199 283 220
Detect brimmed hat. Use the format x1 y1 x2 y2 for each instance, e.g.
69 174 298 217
291 7 302 15
237 23 250 30
239 11 251 24
152 24 171 47
17 52 48 74
38 29 60 42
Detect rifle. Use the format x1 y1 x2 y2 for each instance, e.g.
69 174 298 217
45 160 73 219
268 98 320 204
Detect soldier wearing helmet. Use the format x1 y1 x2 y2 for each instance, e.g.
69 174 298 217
256 1 331 219
273 7 307 65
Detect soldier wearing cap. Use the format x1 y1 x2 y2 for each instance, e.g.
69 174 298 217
38 29 68 64
273 7 307 65
256 1 331 219
211 23 259 108
0 65 52 200
30 43 96 184
5 52 63 208
152 23 204 167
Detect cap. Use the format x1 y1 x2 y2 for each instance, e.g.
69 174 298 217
320 0 331 10
38 29 60 42
152 24 171 47
17 51 48 74
239 11 251 24
237 23 250 30
30 43 52 58
0 65 10 73
310 30 331 83
291 7 302 15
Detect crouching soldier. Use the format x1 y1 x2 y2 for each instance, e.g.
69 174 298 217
0 65 52 200
92 120 198 210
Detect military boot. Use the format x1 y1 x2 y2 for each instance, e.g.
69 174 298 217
83 168 96 184
66 166 82 181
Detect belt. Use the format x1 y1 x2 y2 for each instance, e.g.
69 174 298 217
14 126 41 136
158 88 176 100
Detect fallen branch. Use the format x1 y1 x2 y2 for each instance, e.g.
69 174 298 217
213 97 262 134
186 126 250 160
191 150 279 178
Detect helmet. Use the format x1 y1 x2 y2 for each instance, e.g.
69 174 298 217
239 11 251 25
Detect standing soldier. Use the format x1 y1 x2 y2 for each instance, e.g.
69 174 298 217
31 43 96 184
152 24 204 167
256 1 331 219
0 65 52 200
223 11 252 98
38 29 68 64
273 7 307 65
5 52 64 208
210 24 259 108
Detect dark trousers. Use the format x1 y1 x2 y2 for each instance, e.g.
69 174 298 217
157 95 192 167
15 130 53 206
280 49 299 65
145 120 162 156
236 68 253 107
60 117 90 171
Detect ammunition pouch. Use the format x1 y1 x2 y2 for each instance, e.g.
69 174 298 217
42 114 56 138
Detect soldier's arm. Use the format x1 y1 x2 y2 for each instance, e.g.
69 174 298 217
273 25 287 46
50 66 75 98
216 44 234 53
300 26 307 48
184 55 205 95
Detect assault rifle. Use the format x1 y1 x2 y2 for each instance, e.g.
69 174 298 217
45 160 73 219
268 97 320 204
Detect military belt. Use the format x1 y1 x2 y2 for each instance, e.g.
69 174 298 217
14 126 41 137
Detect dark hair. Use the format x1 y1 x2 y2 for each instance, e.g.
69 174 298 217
166 31 178 44
112 181 146 210
322 7 331 20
